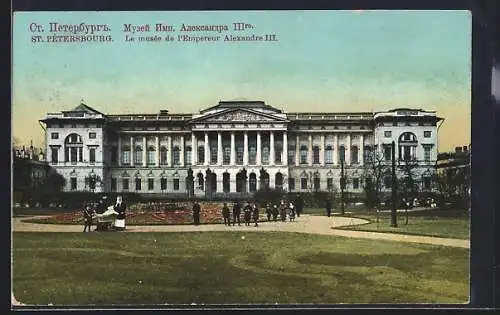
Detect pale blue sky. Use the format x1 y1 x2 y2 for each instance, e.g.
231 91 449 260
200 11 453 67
12 10 471 151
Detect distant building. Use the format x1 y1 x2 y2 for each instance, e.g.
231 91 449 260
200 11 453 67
13 143 50 192
436 145 471 174
39 101 443 197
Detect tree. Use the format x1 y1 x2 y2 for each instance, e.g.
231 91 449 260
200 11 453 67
362 147 390 210
398 157 420 225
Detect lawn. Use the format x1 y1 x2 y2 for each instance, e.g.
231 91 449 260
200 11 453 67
12 232 469 305
306 208 469 240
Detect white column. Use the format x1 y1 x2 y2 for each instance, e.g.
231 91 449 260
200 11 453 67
295 134 300 165
320 134 325 166
217 132 223 165
256 132 261 165
191 133 197 165
230 132 235 165
155 136 159 167
308 134 313 166
346 134 352 165
118 135 122 166
270 131 275 166
204 132 209 166
283 131 288 166
130 136 134 166
333 134 338 166
180 135 185 167
142 136 147 167
243 132 249 165
359 134 364 166
166 135 172 166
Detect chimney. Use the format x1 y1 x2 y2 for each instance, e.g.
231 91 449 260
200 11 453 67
39 150 45 161
455 146 462 153
463 146 468 152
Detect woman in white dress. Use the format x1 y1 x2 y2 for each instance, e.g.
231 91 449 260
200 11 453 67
113 195 127 231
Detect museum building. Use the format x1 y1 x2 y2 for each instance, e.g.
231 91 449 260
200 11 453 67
40 100 442 197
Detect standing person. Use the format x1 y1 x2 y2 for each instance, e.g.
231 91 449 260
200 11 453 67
243 202 252 226
232 201 241 226
82 203 94 232
295 194 304 217
222 202 231 226
252 202 260 227
265 203 272 221
94 196 107 231
192 201 201 225
325 199 332 217
280 203 287 222
272 204 279 221
288 202 296 222
114 195 127 231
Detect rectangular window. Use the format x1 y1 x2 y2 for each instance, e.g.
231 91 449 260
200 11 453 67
111 178 117 191
122 178 129 190
134 150 142 165
313 148 320 164
301 178 308 190
198 147 205 165
51 132 59 139
89 132 97 139
352 178 359 190
327 178 334 190
173 148 180 165
424 131 432 138
147 150 155 165
384 131 392 138
173 179 180 190
288 178 295 191
135 178 141 191
185 148 192 165
210 145 217 164
70 177 77 191
236 146 244 165
424 146 431 161
423 177 431 190
122 151 130 165
89 148 96 163
160 178 167 190
51 148 58 163
384 145 392 161
148 178 154 191
275 147 282 164
161 148 168 165
300 148 308 164
325 148 333 164
111 147 118 164
288 147 295 165
70 147 78 163
223 146 231 165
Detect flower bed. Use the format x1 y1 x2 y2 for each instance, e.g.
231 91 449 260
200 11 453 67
21 202 270 225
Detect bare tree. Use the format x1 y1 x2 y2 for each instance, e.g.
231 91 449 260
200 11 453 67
361 148 389 210
397 157 420 225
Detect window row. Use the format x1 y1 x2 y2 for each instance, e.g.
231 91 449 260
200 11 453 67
51 132 96 140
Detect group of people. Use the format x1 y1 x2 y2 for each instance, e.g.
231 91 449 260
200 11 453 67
82 195 127 232
215 198 304 227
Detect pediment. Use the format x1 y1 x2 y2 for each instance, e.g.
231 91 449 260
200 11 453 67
190 108 287 124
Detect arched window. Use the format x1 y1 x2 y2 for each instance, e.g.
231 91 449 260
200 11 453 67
398 132 418 161
134 146 143 165
313 173 320 191
313 146 320 164
160 146 168 165
172 146 180 165
325 145 333 164
197 173 204 190
223 172 230 193
147 146 155 165
275 172 284 190
363 145 372 163
351 146 359 164
300 145 308 164
64 133 83 163
338 145 346 163
249 173 257 192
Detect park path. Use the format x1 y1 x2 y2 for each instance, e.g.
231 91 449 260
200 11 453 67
12 214 469 249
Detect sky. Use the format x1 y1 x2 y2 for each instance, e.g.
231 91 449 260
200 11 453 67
12 10 471 152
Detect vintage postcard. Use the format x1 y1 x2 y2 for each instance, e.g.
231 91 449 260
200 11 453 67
12 10 471 307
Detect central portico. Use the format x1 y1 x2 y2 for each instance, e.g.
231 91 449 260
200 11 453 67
188 101 290 196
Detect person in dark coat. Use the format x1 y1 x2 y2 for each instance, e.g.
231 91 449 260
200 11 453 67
295 195 304 217
252 202 259 227
243 202 252 226
232 201 241 226
272 204 279 221
82 203 94 232
94 196 108 231
325 199 332 217
192 201 201 225
222 202 231 226
265 203 272 221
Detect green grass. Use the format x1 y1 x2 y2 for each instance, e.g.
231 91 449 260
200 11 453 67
12 232 469 305
332 209 470 240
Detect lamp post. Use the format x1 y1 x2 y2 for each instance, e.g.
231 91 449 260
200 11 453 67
340 148 346 215
390 141 398 227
